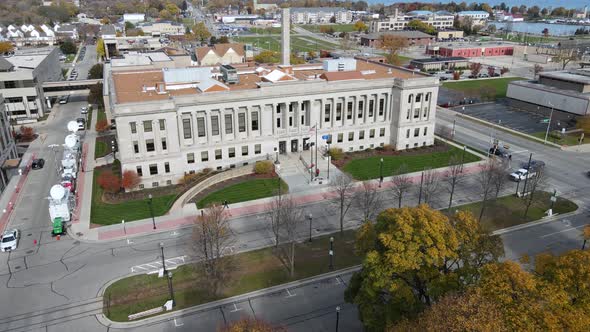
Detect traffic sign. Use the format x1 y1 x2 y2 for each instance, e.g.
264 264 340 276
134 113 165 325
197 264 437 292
322 134 330 140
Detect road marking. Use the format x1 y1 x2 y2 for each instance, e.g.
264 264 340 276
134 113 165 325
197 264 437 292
335 276 342 285
174 318 184 327
540 224 587 238
285 288 296 298
130 256 186 273
126 239 133 245
230 303 242 312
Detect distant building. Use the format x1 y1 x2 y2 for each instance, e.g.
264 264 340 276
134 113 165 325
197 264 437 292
102 36 165 59
369 9 454 33
137 21 185 36
123 13 145 24
192 43 251 66
410 57 469 71
252 0 278 12
54 24 79 41
0 95 18 193
436 29 464 40
427 43 513 57
457 11 490 27
507 69 590 116
360 31 435 48
100 24 117 39
0 48 62 122
0 24 56 46
290 7 353 24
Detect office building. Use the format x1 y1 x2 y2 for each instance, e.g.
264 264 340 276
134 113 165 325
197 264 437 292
290 7 353 24
0 95 18 193
369 9 454 33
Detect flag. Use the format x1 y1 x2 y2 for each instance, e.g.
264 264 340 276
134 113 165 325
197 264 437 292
309 124 316 133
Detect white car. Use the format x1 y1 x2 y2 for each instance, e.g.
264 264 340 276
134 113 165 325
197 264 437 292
1 229 19 252
80 106 88 114
510 169 536 182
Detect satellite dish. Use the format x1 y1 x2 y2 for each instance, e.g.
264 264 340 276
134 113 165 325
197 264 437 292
64 134 78 149
50 184 66 200
67 121 79 132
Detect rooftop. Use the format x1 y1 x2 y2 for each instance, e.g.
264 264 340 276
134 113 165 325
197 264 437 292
364 31 435 40
411 56 469 63
510 79 590 99
112 58 426 104
539 69 590 85
5 53 50 70
442 43 513 50
291 7 348 13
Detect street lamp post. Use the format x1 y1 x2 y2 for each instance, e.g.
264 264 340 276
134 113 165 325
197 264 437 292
167 271 176 307
379 158 384 188
308 213 313 242
335 306 341 332
543 102 554 145
148 194 156 229
160 242 167 275
329 236 334 270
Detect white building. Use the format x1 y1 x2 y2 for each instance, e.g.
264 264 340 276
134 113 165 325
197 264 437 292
106 58 439 189
137 21 185 36
123 13 145 24
457 11 490 27
370 9 454 32
0 24 56 46
291 7 353 24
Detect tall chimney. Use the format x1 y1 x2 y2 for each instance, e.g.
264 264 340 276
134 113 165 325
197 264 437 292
281 8 290 66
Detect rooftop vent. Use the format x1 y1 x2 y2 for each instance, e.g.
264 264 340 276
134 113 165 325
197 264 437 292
220 64 239 84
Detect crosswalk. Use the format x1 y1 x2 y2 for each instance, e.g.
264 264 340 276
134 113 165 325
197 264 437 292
130 255 186 274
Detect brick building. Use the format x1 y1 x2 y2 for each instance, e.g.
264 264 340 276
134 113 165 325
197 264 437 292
427 43 513 57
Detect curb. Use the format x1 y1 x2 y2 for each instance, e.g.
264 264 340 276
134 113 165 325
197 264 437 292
96 265 361 329
491 210 580 236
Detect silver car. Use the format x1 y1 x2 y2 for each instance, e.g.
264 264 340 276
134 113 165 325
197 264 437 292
1 229 19 252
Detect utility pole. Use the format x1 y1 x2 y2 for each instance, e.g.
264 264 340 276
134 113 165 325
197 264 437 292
418 170 424 204
544 101 554 144
521 153 533 197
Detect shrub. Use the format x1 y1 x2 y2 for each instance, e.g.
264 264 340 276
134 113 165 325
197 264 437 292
95 119 110 132
328 147 344 160
179 173 202 185
97 170 121 193
20 126 34 141
383 144 393 151
121 170 140 190
254 160 274 174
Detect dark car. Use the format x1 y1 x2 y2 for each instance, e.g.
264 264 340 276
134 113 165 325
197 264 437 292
489 147 510 158
521 160 546 170
32 159 45 170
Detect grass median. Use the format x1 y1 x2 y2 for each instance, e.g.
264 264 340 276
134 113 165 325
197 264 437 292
451 191 578 232
94 141 108 159
196 177 288 209
443 77 525 99
531 131 585 146
103 230 360 322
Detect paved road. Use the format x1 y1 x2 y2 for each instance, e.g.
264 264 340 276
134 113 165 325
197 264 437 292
1 104 590 331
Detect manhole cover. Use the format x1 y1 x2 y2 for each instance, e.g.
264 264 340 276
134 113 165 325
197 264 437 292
26 250 33 254
14 266 21 270
73 241 80 245
27 233 32 237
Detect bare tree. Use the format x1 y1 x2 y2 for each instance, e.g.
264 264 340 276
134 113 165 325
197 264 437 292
554 43 581 70
266 194 283 247
275 196 303 278
390 164 413 208
330 174 355 235
192 204 235 296
353 181 384 222
476 160 499 222
419 168 441 206
445 155 464 210
523 169 546 219
491 163 509 199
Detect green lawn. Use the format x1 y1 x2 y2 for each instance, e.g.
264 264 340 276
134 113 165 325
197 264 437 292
342 145 481 180
443 77 525 99
299 24 357 33
234 36 281 51
94 141 109 159
233 35 339 52
531 131 585 146
197 177 288 208
397 55 413 64
250 26 283 34
97 108 106 123
91 166 177 225
65 54 75 63
104 230 360 322
86 107 93 129
451 191 578 232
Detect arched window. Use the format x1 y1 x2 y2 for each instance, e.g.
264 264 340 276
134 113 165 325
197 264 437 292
408 94 413 103
425 93 430 102
415 93 422 102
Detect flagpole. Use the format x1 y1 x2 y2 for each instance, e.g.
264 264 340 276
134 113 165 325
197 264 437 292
315 124 318 177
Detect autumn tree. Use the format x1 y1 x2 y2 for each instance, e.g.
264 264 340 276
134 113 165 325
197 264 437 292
345 206 503 330
0 41 14 54
379 34 409 65
533 64 543 78
330 174 355 235
353 181 383 222
452 70 462 80
192 204 234 296
354 20 367 32
19 126 34 141
469 62 482 77
96 38 105 59
95 119 110 132
500 67 510 75
97 170 121 193
121 170 140 190
218 317 286 332
576 115 590 134
445 155 464 210
583 224 590 249
487 66 495 77
254 50 279 63
480 86 497 101
407 19 437 35
192 22 211 42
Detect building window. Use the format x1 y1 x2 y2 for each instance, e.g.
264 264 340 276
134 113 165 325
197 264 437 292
380 128 385 137
164 162 170 173
406 109 411 120
423 107 428 117
336 103 342 121
358 103 363 119
359 130 365 139
133 141 139 153
425 93 430 102
255 144 261 154
414 128 420 137
424 127 428 136
161 137 167 150
242 145 248 156
159 119 165 131
166 180 172 185
276 118 281 128
187 153 195 163
347 102 353 119
415 94 422 102
369 129 375 138
183 118 192 139
152 182 159 188
414 109 420 119
408 94 413 103
368 100 374 117
143 120 152 132
136 166 143 176
348 132 354 141
211 115 220 136
139 184 144 189
406 129 410 138
324 104 331 122
149 164 158 175
379 99 385 116
337 133 343 142
197 117 205 137
146 139 155 152
201 151 209 162
130 122 137 134
238 113 246 132
215 149 222 160
252 111 259 130
225 114 233 134
229 147 235 158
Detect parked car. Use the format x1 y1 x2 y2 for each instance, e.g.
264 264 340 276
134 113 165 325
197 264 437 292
76 117 85 124
489 146 510 158
32 158 45 169
110 119 116 129
479 73 489 78
80 106 88 114
521 160 545 170
510 168 538 182
59 95 69 104
1 229 19 252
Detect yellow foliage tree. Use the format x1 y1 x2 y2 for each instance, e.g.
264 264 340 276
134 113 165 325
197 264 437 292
0 41 14 54
96 38 105 59
379 34 408 65
354 20 368 32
